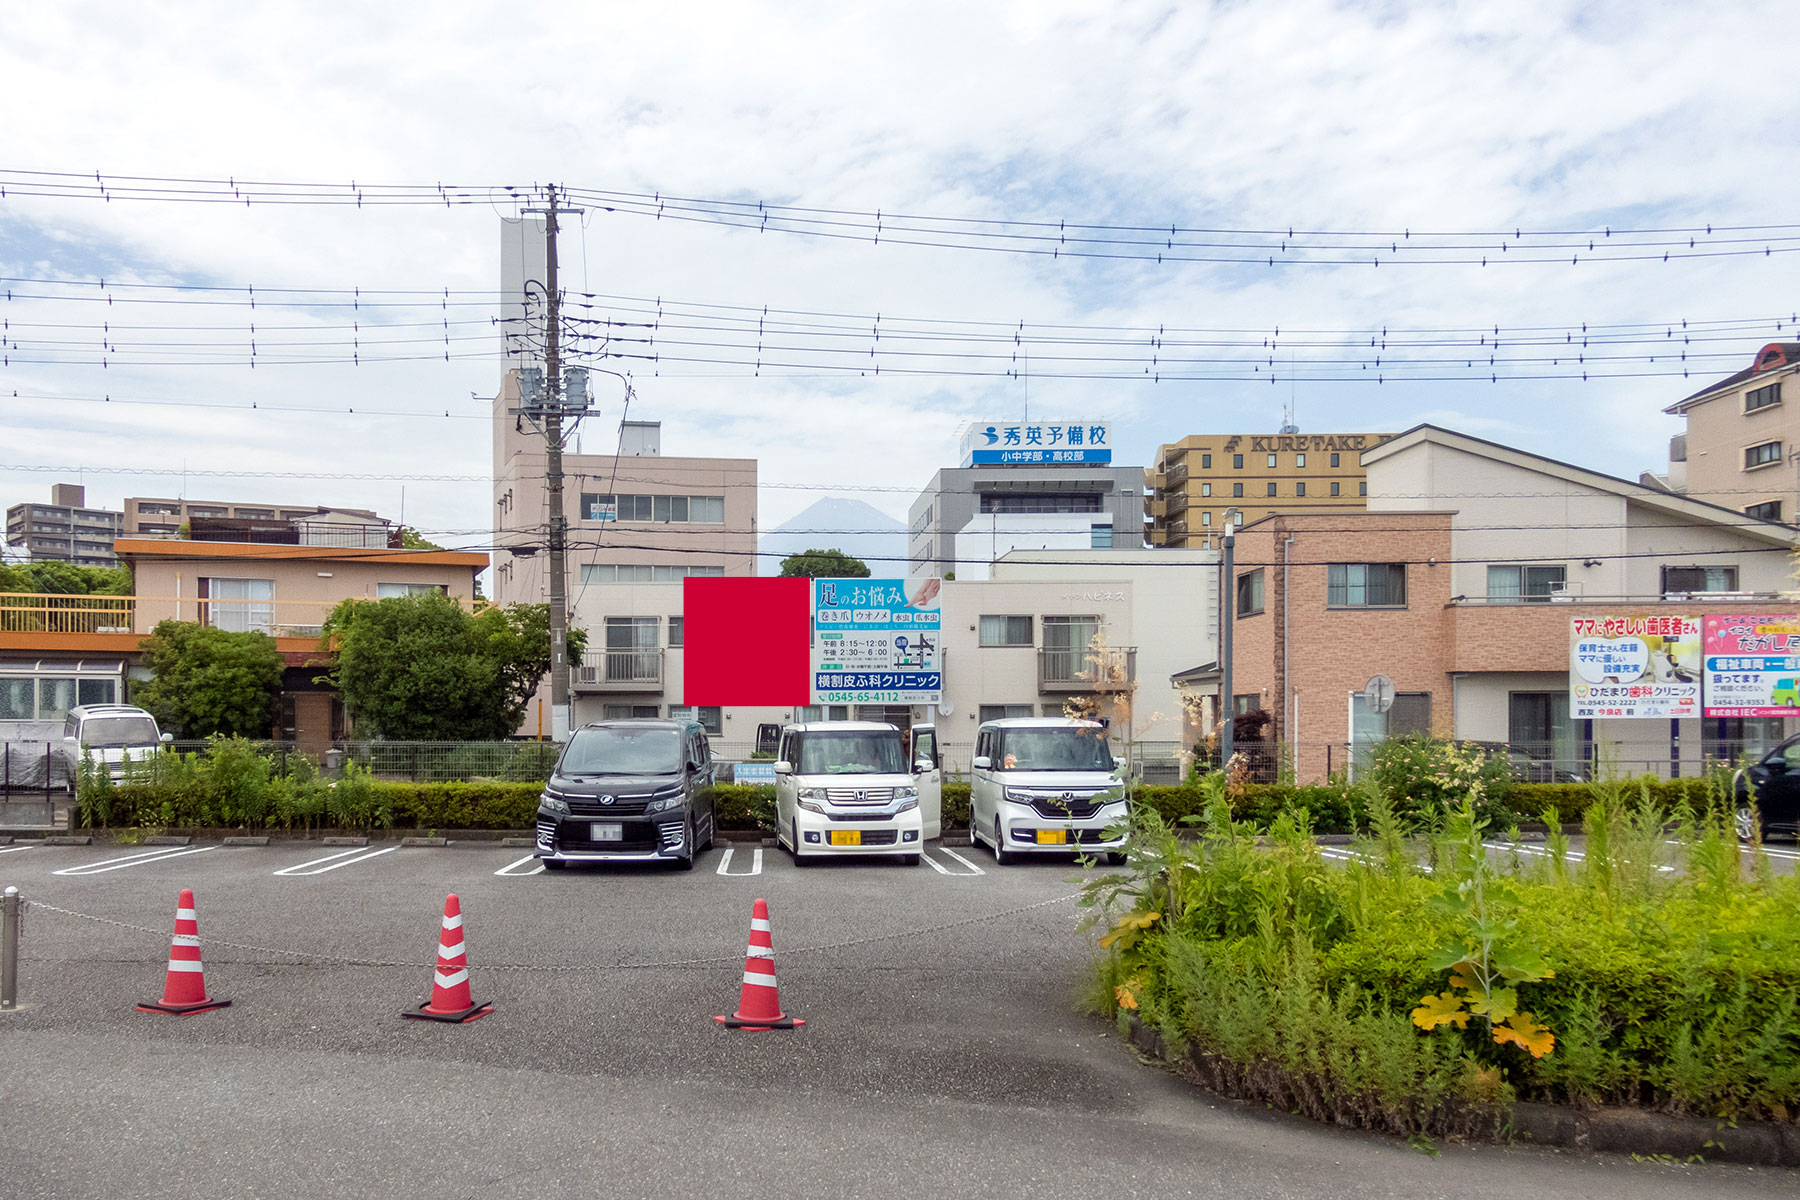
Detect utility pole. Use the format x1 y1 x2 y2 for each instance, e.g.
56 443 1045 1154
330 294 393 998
522 184 583 741
1220 507 1241 771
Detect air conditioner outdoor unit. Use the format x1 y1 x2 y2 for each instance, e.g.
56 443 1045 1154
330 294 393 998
1549 581 1583 602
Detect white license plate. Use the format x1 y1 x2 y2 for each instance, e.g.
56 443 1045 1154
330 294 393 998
591 822 623 841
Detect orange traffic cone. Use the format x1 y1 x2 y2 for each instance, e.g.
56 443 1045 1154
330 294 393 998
137 888 231 1015
402 893 493 1023
715 898 803 1031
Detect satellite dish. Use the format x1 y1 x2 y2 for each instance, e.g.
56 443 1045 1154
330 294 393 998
1362 674 1395 715
937 700 954 716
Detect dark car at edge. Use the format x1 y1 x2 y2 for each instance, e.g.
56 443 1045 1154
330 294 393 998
535 719 717 869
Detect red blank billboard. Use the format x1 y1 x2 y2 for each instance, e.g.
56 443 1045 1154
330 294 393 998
682 576 811 706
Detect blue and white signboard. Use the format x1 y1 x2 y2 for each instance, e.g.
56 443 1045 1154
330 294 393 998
733 762 778 784
813 578 943 705
961 420 1112 466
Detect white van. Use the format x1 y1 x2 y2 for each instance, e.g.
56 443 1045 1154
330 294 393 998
62 704 172 780
968 717 1128 864
774 721 942 865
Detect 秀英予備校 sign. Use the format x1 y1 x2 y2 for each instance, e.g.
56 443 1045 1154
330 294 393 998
1703 613 1800 716
812 578 942 705
1569 615 1701 719
960 421 1112 466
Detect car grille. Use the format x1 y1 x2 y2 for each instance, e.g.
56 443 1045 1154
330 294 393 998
1011 827 1117 845
827 811 894 822
552 816 660 854
825 786 896 805
566 796 651 817
847 829 899 846
1023 795 1106 819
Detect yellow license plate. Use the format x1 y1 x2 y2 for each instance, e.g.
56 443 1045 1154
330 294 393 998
829 830 862 847
1036 829 1068 845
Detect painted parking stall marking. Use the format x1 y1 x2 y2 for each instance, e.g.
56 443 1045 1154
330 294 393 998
1484 839 1673 873
272 846 398 876
52 845 217 876
717 847 763 877
920 847 985 876
493 853 546 877
0 843 35 856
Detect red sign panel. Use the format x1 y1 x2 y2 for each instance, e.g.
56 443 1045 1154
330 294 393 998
682 576 811 706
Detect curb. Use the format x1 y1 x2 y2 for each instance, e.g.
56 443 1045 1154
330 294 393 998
400 836 448 848
322 836 368 847
223 836 270 846
1123 1018 1799 1165
499 836 533 848
44 835 91 846
144 835 190 846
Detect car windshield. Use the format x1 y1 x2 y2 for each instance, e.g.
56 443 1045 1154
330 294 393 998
559 728 683 776
798 731 904 775
81 717 158 747
995 728 1114 771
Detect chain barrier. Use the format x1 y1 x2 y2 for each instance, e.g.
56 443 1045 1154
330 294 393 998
17 890 1085 973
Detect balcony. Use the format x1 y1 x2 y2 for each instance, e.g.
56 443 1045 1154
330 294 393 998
1 593 135 634
1147 527 1171 546
1038 646 1137 693
1147 497 1170 519
574 648 666 691
1146 467 1169 489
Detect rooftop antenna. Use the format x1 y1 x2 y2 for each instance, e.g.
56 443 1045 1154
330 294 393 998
1279 352 1299 434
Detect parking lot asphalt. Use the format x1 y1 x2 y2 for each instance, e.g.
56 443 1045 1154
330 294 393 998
2 837 1794 1199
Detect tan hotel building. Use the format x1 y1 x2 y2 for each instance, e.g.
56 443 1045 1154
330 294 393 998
1146 431 1395 548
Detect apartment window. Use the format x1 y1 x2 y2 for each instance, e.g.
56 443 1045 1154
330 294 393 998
581 494 725 523
1328 563 1407 608
1200 454 1212 468
376 583 447 598
979 493 1102 514
1232 454 1243 469
667 705 723 734
1200 483 1212 497
978 704 1035 723
201 577 274 633
1265 482 1277 497
1266 453 1278 468
1359 481 1368 496
1295 453 1306 468
1745 441 1782 469
1330 453 1341 468
1201 511 1212 526
580 563 724 583
604 704 660 719
604 616 659 651
1487 564 1566 602
0 674 116 721
1508 692 1576 777
794 705 851 723
1662 565 1739 594
1090 524 1114 549
1351 691 1432 774
1746 382 1782 413
1232 483 1244 498
1236 568 1265 616
1330 481 1341 497
1746 500 1783 521
668 616 684 647
1295 482 1307 498
979 615 1033 647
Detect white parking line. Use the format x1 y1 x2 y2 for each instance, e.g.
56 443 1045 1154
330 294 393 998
1319 845 1435 874
272 846 398 876
52 845 217 876
0 843 35 855
716 847 763 876
1662 838 1800 861
494 853 546 877
1485 840 1672 872
920 846 985 876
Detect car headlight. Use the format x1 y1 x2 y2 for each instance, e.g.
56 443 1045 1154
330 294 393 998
797 798 827 815
1003 787 1033 803
1100 785 1128 806
797 787 827 801
645 790 685 814
540 791 570 815
896 797 919 813
894 786 917 801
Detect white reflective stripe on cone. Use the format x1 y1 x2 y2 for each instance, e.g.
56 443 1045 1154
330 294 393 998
176 909 197 920
441 914 464 929
750 918 772 932
438 940 466 959
742 971 779 987
166 960 205 973
434 969 469 988
745 946 774 958
171 935 201 948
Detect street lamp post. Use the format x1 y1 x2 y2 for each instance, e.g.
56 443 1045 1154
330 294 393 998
1220 508 1241 770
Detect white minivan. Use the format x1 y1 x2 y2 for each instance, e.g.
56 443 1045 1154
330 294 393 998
61 704 173 780
774 721 942 865
969 717 1128 864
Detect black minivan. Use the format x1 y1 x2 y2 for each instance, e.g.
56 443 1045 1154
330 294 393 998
536 719 717 869
1735 734 1800 841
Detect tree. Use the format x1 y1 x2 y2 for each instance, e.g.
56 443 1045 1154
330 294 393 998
321 593 585 740
0 560 132 595
778 548 871 577
134 620 285 738
397 526 445 551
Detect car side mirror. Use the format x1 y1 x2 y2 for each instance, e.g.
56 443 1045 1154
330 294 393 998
1768 759 1790 774
971 755 991 770
772 761 793 775
160 732 174 745
63 735 77 744
914 757 933 774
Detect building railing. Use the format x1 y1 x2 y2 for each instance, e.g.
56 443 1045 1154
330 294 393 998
0 592 479 638
1446 591 1791 606
574 648 665 690
0 592 134 634
1038 646 1138 693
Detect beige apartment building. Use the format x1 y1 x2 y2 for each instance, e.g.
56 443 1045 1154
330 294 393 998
1146 431 1395 548
1656 342 1800 523
124 497 388 544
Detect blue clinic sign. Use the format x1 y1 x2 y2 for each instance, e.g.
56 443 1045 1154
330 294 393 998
962 420 1112 466
812 578 944 705
733 762 778 784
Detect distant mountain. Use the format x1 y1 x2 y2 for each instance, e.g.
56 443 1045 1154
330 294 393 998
758 497 906 576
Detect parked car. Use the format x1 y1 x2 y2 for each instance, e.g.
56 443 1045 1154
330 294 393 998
773 721 940 865
61 704 173 781
968 717 1128 864
535 719 716 870
1733 735 1800 842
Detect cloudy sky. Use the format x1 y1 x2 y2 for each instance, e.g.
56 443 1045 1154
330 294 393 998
2 1 1795 554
